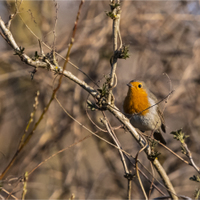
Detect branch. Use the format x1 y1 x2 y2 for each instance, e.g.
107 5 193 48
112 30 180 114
0 9 178 199
171 129 200 174
0 0 86 180
107 1 121 104
100 117 130 175
107 104 178 200
110 3 120 87
0 15 98 98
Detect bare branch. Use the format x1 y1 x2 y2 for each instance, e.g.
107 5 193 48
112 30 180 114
100 117 130 175
0 4 179 199
108 1 121 104
183 143 200 174
107 104 178 200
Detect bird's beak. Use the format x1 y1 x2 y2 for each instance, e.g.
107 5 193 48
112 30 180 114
127 83 132 87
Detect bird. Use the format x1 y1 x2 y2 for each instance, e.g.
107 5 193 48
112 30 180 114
123 80 166 144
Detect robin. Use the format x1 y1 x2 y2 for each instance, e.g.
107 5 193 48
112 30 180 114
123 80 166 144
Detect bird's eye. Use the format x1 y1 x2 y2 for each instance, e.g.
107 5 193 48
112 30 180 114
138 84 142 88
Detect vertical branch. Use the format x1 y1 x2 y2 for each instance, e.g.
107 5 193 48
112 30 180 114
106 2 178 199
0 91 39 180
22 172 28 200
127 178 132 200
52 1 58 65
55 0 84 92
110 1 120 86
108 0 121 104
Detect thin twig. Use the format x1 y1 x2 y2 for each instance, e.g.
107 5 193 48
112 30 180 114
138 165 166 196
21 172 28 200
55 97 168 198
127 178 132 200
135 137 149 200
0 91 39 180
54 0 84 92
100 117 129 174
18 14 98 87
148 162 155 198
107 104 178 199
142 132 189 165
53 1 58 51
85 93 108 133
0 4 179 199
0 0 84 180
127 154 166 196
1 188 18 200
28 135 91 176
182 143 200 174
55 97 122 150
125 89 175 118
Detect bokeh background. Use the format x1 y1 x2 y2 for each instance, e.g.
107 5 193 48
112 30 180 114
0 0 200 199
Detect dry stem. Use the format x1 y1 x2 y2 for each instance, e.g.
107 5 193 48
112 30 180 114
0 3 178 199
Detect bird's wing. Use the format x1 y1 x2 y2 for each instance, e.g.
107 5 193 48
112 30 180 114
157 108 166 133
148 90 166 133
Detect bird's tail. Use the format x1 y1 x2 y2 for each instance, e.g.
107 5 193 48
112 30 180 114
153 131 166 145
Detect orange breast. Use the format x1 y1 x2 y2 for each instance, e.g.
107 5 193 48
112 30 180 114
123 88 150 116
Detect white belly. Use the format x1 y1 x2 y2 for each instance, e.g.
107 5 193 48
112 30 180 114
130 104 161 132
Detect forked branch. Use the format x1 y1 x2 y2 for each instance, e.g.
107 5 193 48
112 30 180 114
0 3 178 199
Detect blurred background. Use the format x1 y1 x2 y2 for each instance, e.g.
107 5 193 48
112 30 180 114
0 0 200 199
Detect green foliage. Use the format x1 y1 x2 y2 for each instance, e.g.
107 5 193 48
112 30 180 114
170 129 189 144
105 2 120 19
149 138 159 148
97 76 110 99
105 11 116 19
149 139 161 160
118 45 130 59
95 76 114 109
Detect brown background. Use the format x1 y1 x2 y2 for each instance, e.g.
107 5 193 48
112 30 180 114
0 1 200 199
